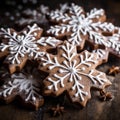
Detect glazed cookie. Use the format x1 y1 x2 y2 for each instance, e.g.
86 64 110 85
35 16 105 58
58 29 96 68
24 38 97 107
0 24 62 74
16 5 49 29
39 41 111 107
0 67 44 110
47 3 115 51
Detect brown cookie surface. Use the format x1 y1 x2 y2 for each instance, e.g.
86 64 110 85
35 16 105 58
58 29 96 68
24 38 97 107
92 49 109 65
39 41 111 107
0 24 62 73
0 66 44 110
47 3 120 58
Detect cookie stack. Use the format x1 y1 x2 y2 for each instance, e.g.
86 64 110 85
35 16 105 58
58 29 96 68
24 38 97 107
0 3 119 110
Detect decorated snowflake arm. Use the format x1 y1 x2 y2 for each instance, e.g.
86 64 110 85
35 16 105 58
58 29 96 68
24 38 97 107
71 75 88 101
0 81 19 98
49 11 72 23
23 24 42 42
88 30 108 46
0 43 10 52
78 70 110 86
75 51 98 69
44 73 70 92
70 3 84 18
47 24 73 36
68 27 86 46
92 49 109 64
59 3 69 13
60 41 76 60
106 34 120 55
41 54 63 71
86 8 105 21
91 22 115 32
88 70 111 87
37 37 62 47
0 28 19 43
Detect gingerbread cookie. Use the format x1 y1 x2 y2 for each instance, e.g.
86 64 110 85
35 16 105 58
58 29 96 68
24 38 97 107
0 66 44 110
39 41 111 107
16 5 49 29
47 3 115 51
0 24 62 73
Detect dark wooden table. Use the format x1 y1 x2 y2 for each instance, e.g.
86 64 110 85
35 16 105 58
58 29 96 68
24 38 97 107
0 0 120 120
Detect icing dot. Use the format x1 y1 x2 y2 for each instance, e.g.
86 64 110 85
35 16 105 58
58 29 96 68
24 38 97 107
34 32 37 36
85 92 88 95
58 69 63 73
48 85 52 90
81 67 85 71
3 85 7 88
75 93 78 97
48 66 53 70
32 96 36 101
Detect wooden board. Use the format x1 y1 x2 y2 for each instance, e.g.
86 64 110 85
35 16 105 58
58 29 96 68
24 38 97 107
0 60 120 120
0 0 120 120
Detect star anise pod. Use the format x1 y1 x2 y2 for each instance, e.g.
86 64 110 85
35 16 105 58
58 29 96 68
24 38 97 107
99 89 113 101
108 66 120 75
48 104 65 116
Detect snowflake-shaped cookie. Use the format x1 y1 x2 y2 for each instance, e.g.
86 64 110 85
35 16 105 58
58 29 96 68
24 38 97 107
47 3 115 50
39 41 111 106
0 24 62 73
16 7 49 28
0 72 43 110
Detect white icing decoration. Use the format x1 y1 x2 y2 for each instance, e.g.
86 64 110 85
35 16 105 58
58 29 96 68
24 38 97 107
47 3 115 46
49 3 69 16
38 5 49 15
37 37 61 47
0 73 42 102
16 9 47 26
92 49 106 59
41 42 109 101
106 32 120 54
59 3 69 13
0 24 61 64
